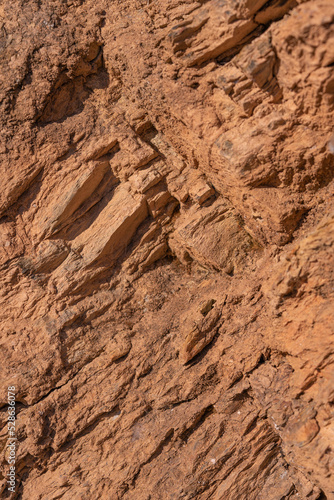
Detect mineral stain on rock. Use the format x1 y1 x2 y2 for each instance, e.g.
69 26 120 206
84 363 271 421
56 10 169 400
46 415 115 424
0 0 333 499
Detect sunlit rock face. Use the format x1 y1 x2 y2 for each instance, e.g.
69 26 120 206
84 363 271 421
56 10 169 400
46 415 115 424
0 0 333 498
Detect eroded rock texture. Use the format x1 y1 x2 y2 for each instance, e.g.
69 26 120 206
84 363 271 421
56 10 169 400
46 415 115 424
0 0 333 498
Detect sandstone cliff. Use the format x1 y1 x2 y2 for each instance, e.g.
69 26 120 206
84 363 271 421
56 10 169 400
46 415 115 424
0 0 333 498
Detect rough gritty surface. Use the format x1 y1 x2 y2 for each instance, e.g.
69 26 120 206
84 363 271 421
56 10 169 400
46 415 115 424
0 0 334 499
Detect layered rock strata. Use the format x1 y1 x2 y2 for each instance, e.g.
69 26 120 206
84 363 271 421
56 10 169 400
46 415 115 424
0 0 333 498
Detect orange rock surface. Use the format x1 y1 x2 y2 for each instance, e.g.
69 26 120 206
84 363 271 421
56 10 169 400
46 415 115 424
0 0 333 498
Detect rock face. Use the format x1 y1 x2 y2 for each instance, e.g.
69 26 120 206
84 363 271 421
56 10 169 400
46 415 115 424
0 0 333 499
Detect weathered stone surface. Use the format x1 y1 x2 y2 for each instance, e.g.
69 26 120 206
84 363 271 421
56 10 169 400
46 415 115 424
0 0 333 499
170 199 259 273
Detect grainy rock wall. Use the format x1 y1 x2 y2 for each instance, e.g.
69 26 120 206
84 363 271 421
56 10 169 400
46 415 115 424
0 0 333 498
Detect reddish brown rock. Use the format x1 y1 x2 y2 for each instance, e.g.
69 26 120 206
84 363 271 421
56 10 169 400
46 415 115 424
0 0 333 499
